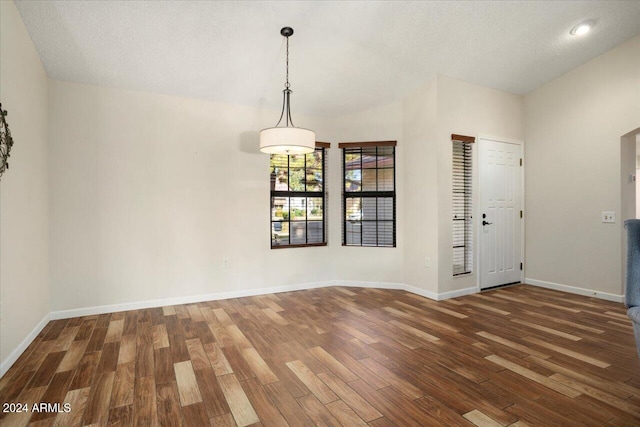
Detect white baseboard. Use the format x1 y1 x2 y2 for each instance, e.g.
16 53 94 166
525 278 624 303
49 280 472 321
335 281 474 301
1 312 50 377
49 281 335 320
3 280 474 377
403 283 439 300
436 286 478 300
1 277 623 378
335 280 406 291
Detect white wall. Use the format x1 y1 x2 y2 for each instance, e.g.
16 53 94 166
48 81 406 312
320 101 405 286
402 80 439 294
0 1 50 368
49 80 334 312
48 73 524 313
525 34 640 296
400 76 524 296
435 76 524 293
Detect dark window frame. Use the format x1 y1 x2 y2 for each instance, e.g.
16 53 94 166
270 143 330 249
340 141 397 247
452 134 474 276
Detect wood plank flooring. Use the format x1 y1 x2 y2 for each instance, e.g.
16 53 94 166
1 284 639 426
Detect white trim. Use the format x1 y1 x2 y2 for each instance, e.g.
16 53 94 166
435 286 478 300
3 280 476 376
402 284 440 300
49 281 335 320
4 276 624 378
526 278 624 303
335 280 405 290
1 312 50 377
49 280 475 321
477 134 523 146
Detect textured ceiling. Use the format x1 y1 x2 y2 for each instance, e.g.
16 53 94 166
14 1 640 116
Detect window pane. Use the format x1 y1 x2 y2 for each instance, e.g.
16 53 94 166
377 197 394 220
306 151 323 169
271 154 288 168
289 168 305 191
272 222 289 246
271 197 288 221
290 222 307 245
346 221 361 245
453 220 465 247
290 197 306 220
377 221 394 246
306 169 322 192
345 152 361 170
362 169 377 191
362 148 377 168
289 154 306 168
308 197 323 220
273 169 289 191
307 221 324 244
453 247 466 275
346 198 361 221
345 169 361 192
362 197 376 220
362 222 377 246
378 168 394 191
377 147 394 168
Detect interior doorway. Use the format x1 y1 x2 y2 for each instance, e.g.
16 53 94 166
635 134 640 218
620 127 640 296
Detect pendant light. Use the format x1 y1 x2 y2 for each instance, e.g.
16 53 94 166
259 27 315 155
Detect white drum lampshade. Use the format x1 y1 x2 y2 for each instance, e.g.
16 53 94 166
259 127 316 155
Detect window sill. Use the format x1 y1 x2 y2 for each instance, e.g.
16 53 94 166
271 242 328 249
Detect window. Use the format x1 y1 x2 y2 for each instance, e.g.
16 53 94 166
340 141 396 247
270 143 329 248
452 134 474 275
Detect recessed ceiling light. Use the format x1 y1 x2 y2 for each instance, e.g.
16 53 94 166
570 20 594 36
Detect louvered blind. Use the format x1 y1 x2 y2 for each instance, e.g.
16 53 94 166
340 141 396 247
452 135 473 275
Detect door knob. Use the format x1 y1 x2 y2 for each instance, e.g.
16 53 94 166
482 220 493 226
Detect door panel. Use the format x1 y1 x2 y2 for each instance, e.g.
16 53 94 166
479 139 522 289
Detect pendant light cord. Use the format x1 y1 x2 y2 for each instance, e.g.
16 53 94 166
285 36 290 89
276 33 294 128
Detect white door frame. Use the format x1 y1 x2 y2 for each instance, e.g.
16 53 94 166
476 135 525 291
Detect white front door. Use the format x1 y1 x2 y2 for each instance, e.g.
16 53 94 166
479 138 523 289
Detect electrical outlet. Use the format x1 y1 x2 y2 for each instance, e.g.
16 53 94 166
222 257 230 268
425 257 431 268
601 212 615 223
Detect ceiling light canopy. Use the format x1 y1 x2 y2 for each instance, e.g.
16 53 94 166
259 27 315 155
570 20 594 36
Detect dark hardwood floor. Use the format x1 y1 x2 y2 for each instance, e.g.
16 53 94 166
1 284 639 426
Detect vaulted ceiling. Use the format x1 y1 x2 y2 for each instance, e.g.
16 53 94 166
15 1 640 116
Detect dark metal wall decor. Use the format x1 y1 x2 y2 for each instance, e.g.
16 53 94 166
0 103 14 179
